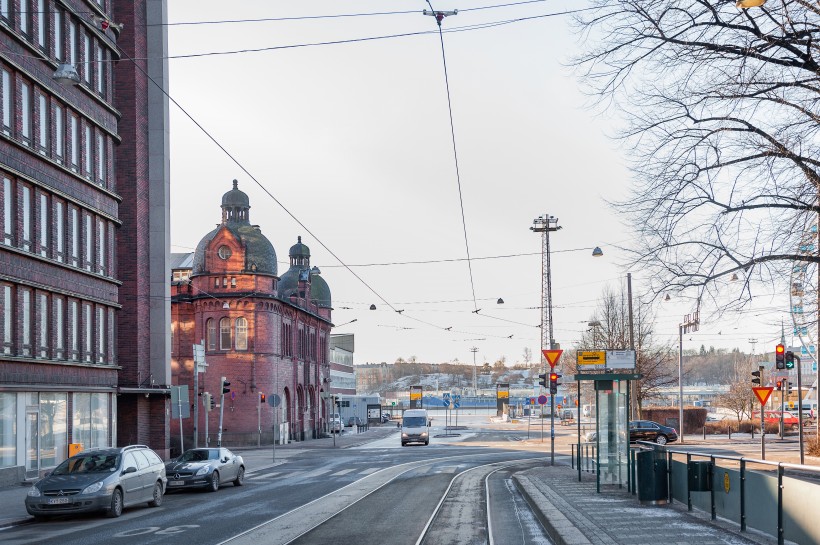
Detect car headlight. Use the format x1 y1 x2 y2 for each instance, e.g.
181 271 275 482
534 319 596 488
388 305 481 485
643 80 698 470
420 432 428 437
196 466 210 476
402 433 409 438
81 482 104 494
27 486 41 497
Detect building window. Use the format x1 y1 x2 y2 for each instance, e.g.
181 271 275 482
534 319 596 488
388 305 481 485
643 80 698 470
21 185 31 251
235 317 247 350
84 213 91 271
231 277 236 288
39 392 67 468
70 207 78 266
69 115 78 170
0 393 16 468
68 20 76 65
206 318 215 350
38 292 47 358
36 0 45 48
219 317 230 350
1 284 10 354
2 177 11 245
96 133 105 184
95 44 104 95
21 82 31 145
0 0 8 22
83 124 91 177
19 0 28 35
53 8 63 61
55 296 63 358
55 201 63 261
97 221 104 274
69 300 77 360
1 69 10 135
54 104 63 162
213 277 218 289
222 277 227 288
37 93 47 153
97 306 104 363
72 393 110 449
217 245 231 260
38 193 47 256
21 288 31 356
83 303 91 362
82 33 91 85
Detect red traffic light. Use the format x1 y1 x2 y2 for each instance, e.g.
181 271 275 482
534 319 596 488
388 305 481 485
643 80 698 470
260 393 266 404
776 380 783 389
776 344 785 355
549 373 559 381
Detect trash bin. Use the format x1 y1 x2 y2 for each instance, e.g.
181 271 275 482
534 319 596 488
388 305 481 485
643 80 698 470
637 449 668 505
688 461 712 492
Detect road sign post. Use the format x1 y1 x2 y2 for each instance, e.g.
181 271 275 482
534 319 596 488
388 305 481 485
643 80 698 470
753 386 773 460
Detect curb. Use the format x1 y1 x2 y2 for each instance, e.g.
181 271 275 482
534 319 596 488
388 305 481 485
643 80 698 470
512 474 591 545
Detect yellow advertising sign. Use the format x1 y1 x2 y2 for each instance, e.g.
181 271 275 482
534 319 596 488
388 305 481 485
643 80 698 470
497 383 510 399
577 351 606 366
410 386 422 400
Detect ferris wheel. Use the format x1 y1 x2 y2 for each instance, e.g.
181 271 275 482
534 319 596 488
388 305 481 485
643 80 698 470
789 221 818 368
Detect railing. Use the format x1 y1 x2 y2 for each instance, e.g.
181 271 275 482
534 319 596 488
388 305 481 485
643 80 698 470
570 443 598 474
631 441 820 545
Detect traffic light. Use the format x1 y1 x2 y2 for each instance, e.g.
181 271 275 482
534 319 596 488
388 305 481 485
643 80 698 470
775 344 785 369
221 376 231 395
260 393 266 404
785 351 795 369
549 372 561 395
786 380 793 395
751 370 761 385
538 373 548 388
203 392 213 412
776 379 783 389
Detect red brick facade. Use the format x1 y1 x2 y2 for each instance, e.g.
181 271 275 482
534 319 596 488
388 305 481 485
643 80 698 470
171 183 332 448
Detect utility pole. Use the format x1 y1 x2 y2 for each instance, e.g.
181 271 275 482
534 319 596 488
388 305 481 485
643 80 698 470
531 214 561 465
470 347 478 396
678 312 700 444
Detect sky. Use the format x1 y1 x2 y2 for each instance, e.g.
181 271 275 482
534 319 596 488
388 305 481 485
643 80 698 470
164 0 797 366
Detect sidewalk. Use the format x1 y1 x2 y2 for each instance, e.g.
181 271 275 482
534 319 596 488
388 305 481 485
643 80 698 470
0 424 396 529
514 464 777 545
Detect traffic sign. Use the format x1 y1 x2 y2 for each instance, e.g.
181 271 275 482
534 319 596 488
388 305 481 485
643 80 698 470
542 349 563 368
537 395 548 405
752 387 773 405
453 401 460 409
577 351 606 368
268 393 281 407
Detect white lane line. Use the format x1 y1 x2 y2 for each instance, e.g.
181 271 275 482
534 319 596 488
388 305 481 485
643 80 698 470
359 467 380 475
332 468 355 476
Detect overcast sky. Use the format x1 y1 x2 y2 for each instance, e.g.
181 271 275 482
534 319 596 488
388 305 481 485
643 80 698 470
165 0 793 367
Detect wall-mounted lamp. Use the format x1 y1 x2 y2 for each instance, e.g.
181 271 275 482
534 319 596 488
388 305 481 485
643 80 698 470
53 63 80 85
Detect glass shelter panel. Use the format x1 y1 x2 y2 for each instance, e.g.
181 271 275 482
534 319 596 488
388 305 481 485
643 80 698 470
596 380 629 486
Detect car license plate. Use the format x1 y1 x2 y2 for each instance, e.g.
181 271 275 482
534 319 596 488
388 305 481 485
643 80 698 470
169 480 185 486
47 497 70 504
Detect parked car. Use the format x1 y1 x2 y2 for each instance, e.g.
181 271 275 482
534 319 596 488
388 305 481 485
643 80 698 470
584 420 678 445
380 413 391 423
165 447 245 492
753 410 801 431
25 444 166 519
347 416 364 427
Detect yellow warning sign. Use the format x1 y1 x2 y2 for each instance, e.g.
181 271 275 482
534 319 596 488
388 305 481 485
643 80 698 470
577 351 606 366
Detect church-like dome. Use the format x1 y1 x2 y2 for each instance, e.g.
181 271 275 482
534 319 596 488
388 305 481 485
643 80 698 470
191 180 277 275
277 237 330 308
310 273 332 308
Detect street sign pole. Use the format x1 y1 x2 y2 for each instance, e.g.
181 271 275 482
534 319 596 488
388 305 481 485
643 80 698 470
550 392 555 465
795 354 805 465
753 387 773 460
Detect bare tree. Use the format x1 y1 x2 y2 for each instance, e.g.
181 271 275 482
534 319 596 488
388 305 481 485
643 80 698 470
573 1 820 321
578 285 679 416
523 347 533 368
717 356 756 423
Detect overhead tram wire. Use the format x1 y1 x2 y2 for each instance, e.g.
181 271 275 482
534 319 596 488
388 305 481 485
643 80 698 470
424 2 479 313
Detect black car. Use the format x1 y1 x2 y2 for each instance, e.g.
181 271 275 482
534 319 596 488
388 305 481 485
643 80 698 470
165 447 245 492
25 445 166 519
584 420 678 445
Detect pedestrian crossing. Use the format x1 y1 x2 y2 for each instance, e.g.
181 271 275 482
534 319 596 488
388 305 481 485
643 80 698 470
247 463 460 481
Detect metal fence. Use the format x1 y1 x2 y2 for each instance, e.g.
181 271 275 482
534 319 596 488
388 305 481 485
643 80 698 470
632 443 820 545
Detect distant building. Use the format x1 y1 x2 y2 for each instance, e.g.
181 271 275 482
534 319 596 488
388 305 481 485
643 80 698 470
330 334 355 395
171 181 333 448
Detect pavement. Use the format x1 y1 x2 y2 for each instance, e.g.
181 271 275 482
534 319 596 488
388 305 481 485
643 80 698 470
0 422 809 544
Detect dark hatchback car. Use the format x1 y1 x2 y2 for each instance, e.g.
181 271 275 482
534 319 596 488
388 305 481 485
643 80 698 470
165 447 245 492
25 445 166 519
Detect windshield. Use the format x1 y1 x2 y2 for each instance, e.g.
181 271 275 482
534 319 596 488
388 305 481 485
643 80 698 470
179 449 218 462
403 417 427 427
53 453 120 475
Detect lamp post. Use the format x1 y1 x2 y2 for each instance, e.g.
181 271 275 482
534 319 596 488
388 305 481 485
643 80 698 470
470 346 479 396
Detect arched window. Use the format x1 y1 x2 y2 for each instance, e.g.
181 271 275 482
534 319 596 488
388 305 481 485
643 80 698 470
206 318 216 350
219 317 231 350
235 317 248 350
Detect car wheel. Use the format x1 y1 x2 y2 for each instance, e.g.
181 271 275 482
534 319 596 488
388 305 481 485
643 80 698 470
106 489 123 518
148 481 163 507
209 471 220 492
791 424 800 431
233 466 245 487
424 440 429 446
655 434 668 445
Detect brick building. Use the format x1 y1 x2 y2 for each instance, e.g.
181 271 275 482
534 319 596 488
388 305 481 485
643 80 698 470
0 0 170 485
171 181 333 448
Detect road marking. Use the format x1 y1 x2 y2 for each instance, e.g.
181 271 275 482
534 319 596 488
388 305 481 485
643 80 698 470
332 468 355 476
359 467 380 475
300 469 331 478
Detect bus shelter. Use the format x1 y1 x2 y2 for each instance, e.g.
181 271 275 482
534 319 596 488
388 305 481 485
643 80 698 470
573 371 642 493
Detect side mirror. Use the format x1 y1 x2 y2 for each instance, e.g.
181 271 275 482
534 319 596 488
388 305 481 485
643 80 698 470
122 466 137 474
222 457 229 463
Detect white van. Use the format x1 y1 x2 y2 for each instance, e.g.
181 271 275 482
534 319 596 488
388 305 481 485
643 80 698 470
401 409 430 446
